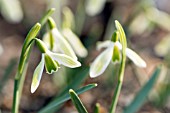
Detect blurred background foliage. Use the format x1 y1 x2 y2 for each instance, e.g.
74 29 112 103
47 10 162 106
0 0 170 113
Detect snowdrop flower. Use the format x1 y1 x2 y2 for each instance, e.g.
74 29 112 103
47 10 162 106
90 32 146 78
43 17 88 59
31 38 81 93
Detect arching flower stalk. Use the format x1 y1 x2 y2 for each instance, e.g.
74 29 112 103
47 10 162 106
90 20 147 113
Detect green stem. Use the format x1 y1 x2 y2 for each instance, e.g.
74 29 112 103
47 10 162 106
12 23 41 113
110 20 127 113
110 55 126 113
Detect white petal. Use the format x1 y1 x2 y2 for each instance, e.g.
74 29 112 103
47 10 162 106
126 48 147 68
49 52 81 68
85 0 106 16
96 40 114 50
52 28 77 60
90 46 113 78
62 28 88 57
31 54 45 93
1 0 23 23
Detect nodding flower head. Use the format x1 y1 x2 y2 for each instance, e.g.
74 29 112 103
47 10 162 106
43 17 88 59
31 38 81 93
90 22 146 78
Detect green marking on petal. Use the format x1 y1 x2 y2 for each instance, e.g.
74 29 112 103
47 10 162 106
111 31 119 42
90 46 113 78
115 20 127 54
49 52 81 68
44 53 58 74
112 45 121 63
31 54 45 93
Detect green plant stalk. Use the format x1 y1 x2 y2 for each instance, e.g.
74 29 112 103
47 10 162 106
12 8 55 113
69 89 88 113
110 53 126 113
12 23 41 113
110 20 127 113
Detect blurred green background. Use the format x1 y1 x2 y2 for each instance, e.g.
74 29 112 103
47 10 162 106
0 0 170 113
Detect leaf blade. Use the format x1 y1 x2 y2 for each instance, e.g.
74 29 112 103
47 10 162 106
69 89 88 113
123 66 161 113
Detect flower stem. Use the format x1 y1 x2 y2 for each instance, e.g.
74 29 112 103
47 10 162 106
109 58 126 113
110 20 127 113
12 23 41 113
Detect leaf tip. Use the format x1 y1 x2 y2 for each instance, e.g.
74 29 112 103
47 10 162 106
69 89 74 93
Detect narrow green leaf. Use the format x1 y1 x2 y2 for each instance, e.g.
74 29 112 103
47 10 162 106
123 66 161 113
39 67 89 112
38 84 97 113
94 103 100 113
58 67 89 96
69 89 88 113
40 8 55 26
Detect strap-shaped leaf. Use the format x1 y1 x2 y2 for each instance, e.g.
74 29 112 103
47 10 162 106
69 89 88 113
38 84 97 113
123 66 161 113
94 103 100 113
39 67 89 112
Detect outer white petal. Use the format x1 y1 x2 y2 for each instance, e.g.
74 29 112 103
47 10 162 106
85 0 106 16
1 0 23 23
90 46 113 78
62 28 88 58
52 28 77 60
31 54 45 93
96 40 114 50
49 52 81 68
126 48 147 68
